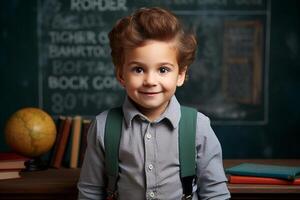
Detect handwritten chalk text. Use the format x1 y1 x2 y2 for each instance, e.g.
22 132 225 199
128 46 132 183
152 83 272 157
70 0 127 11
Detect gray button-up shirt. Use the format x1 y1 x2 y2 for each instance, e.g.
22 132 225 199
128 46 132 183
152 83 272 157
78 96 230 200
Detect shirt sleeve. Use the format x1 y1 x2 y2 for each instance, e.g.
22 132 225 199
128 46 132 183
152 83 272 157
195 113 231 200
77 111 108 200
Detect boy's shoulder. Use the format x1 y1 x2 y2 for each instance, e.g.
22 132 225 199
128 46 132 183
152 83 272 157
181 106 214 137
94 107 123 130
195 110 210 123
95 109 110 122
181 105 210 123
93 109 110 137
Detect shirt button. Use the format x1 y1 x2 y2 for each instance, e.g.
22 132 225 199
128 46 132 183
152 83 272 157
146 133 152 139
148 164 153 171
149 191 155 198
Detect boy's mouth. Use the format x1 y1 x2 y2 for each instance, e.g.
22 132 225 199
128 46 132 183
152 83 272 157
139 91 161 96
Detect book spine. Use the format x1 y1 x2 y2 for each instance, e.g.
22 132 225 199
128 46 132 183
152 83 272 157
0 152 29 161
49 116 65 166
226 163 300 180
51 117 72 169
78 119 91 168
69 116 82 168
228 171 294 180
229 175 300 185
0 171 20 180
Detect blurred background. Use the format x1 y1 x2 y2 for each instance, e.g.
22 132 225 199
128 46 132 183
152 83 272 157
0 0 299 158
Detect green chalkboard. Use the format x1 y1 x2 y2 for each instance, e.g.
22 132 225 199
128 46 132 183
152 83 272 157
1 0 300 159
37 0 269 124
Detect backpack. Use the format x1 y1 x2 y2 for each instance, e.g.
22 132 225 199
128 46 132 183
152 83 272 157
104 106 197 200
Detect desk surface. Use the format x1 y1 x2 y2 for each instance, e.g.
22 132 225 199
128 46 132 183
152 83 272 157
0 159 300 200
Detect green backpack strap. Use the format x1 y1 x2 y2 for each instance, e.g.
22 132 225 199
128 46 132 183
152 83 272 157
179 106 198 198
104 107 123 197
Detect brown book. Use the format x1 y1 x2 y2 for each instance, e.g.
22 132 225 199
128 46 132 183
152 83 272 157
0 169 20 180
69 116 82 168
51 117 72 168
49 116 65 166
0 152 28 170
78 119 91 167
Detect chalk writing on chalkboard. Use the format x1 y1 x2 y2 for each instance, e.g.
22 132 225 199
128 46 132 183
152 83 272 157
38 0 127 116
38 0 270 125
222 21 263 105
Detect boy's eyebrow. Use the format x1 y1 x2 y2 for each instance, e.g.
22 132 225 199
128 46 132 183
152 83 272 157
126 61 144 66
126 61 176 67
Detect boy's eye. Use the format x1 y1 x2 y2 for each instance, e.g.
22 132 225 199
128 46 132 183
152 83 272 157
132 66 144 74
159 66 170 73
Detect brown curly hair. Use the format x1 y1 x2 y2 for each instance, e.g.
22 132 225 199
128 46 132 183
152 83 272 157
109 7 197 76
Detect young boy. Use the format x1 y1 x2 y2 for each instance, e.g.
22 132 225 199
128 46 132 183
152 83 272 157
78 7 230 200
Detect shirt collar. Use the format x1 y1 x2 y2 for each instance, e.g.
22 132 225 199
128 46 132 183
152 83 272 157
122 95 181 129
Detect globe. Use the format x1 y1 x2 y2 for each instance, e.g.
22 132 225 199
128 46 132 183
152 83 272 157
4 107 57 170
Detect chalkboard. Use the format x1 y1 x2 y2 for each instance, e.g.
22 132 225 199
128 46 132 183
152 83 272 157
222 21 263 105
38 0 270 124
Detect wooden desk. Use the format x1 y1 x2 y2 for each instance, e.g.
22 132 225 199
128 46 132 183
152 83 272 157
0 160 299 200
0 168 79 200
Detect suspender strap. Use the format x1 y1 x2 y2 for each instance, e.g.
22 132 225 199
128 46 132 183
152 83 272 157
181 176 195 200
179 106 198 198
104 107 123 197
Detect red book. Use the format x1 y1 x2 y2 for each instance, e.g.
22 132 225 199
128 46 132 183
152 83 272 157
229 175 300 185
50 117 72 168
0 152 29 170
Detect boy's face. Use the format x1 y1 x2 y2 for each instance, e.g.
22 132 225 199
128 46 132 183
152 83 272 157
117 40 186 120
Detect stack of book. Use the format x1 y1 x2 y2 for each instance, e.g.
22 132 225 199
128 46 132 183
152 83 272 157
225 163 300 185
0 152 29 180
49 116 91 169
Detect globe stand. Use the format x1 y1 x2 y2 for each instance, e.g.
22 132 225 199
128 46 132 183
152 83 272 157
23 157 48 171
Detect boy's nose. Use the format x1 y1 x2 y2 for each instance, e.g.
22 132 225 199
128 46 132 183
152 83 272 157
143 72 157 86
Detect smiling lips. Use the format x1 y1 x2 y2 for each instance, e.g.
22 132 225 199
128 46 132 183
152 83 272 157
139 91 161 96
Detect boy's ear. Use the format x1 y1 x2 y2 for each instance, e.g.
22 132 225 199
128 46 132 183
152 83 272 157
177 66 187 87
116 67 125 87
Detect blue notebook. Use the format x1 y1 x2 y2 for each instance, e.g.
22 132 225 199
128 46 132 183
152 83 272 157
225 163 300 180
